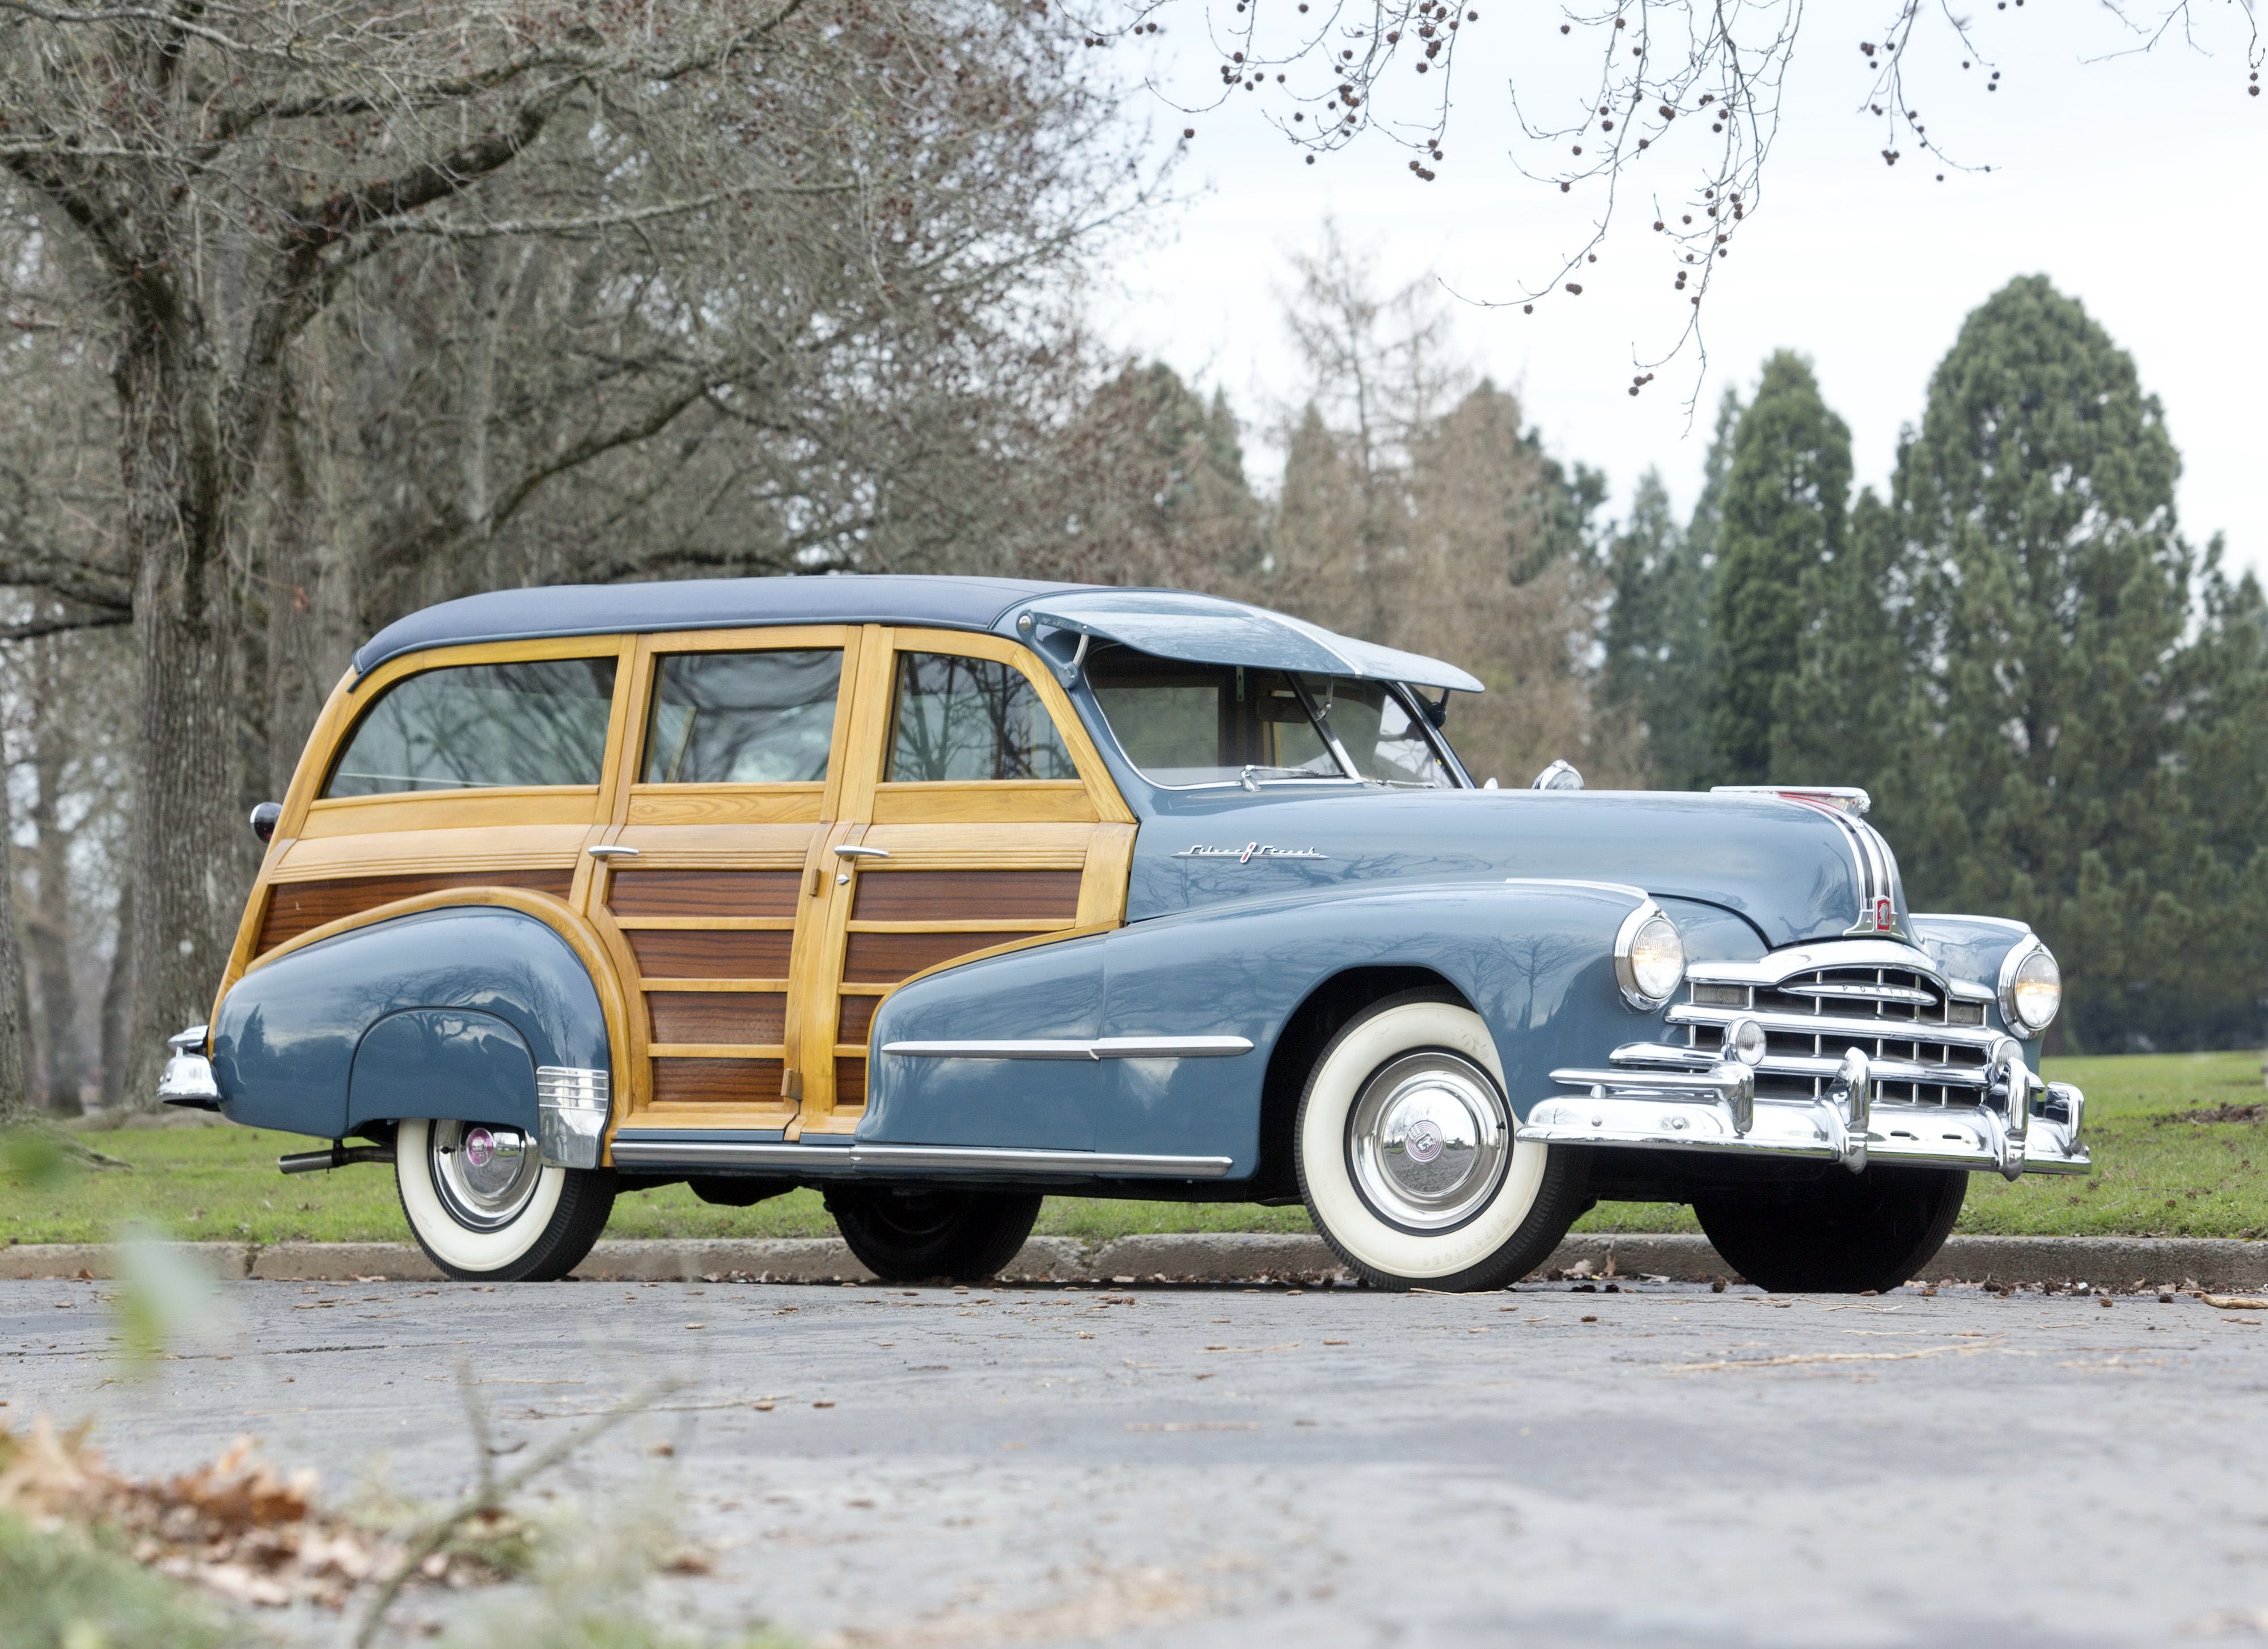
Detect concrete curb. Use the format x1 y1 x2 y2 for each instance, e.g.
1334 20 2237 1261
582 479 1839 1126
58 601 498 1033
5 1232 2264 1289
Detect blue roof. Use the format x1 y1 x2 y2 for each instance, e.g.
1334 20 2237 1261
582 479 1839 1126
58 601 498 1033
352 575 1089 677
352 575 1485 694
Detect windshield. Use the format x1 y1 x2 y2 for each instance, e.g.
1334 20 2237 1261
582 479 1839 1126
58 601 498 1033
1084 643 1460 789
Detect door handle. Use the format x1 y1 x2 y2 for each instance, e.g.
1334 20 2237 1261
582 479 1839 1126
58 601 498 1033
587 845 641 860
832 845 890 860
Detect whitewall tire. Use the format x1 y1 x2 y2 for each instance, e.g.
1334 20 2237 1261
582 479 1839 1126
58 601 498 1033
395 1117 616 1282
1296 994 1590 1291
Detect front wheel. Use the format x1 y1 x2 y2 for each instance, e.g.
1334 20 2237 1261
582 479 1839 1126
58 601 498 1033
1694 1164 1967 1294
396 1118 616 1282
1295 993 1590 1291
824 1186 1042 1282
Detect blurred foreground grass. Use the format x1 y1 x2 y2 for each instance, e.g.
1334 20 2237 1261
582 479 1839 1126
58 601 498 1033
3 1051 2261 1247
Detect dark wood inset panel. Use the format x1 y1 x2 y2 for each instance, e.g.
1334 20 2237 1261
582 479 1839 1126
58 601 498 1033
836 994 879 1048
835 1058 867 1107
648 991 786 1045
852 868 1082 923
257 870 574 955
841 930 1002 984
608 869 801 919
628 928 794 980
650 1057 786 1105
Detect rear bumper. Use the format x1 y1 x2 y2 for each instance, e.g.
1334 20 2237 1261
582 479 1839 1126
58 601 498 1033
1521 1044 2086 1180
157 1024 221 1110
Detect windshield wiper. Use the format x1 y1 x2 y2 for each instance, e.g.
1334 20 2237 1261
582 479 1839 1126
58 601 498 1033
1238 764 1342 792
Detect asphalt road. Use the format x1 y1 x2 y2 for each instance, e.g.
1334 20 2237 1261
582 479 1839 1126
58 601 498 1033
5 1275 2267 1647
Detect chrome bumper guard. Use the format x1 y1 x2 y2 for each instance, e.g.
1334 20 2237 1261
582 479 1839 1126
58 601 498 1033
1522 1037 2087 1180
157 1024 221 1109
536 1065 610 1169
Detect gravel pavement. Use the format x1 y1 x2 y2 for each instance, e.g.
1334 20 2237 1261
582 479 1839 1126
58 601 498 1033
5 1275 2267 1647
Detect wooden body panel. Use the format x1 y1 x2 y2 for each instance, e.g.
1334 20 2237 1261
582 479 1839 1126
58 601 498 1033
222 618 1136 1151
256 870 574 957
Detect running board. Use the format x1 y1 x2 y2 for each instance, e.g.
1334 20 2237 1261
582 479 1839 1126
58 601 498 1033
608 1134 1236 1180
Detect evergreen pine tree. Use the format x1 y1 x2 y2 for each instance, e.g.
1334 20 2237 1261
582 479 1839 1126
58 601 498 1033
1602 472 1716 789
1889 275 2196 1050
1709 352 1852 784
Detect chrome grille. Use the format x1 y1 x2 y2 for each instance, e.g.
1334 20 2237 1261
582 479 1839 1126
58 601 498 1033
1679 965 1991 1107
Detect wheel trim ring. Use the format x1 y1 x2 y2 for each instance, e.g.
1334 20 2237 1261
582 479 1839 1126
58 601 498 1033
429 1121 543 1232
1344 1049 1512 1233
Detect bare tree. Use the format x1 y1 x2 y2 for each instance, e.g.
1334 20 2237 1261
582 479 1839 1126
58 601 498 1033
0 0 1141 1099
1074 0 2260 392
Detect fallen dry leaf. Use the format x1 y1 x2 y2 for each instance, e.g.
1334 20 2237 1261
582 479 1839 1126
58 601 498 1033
2201 1294 2268 1311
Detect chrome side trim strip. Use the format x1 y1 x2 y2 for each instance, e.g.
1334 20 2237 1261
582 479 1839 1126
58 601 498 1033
607 1135 1235 1179
878 1036 1255 1061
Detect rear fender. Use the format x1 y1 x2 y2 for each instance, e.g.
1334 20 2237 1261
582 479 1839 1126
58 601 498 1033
210 902 616 1167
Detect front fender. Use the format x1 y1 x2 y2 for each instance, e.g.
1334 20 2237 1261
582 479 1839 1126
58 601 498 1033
211 905 612 1163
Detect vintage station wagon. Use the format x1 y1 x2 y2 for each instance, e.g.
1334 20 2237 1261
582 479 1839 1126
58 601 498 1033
159 576 2087 1291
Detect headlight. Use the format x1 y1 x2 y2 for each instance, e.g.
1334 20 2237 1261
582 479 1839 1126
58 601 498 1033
1999 939 2062 1036
1615 901 1685 1011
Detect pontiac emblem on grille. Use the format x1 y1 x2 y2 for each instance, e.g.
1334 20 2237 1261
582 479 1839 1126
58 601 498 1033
1174 842 1328 864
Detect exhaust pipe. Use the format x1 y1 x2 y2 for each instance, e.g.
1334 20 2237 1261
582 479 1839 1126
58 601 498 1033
278 1142 393 1175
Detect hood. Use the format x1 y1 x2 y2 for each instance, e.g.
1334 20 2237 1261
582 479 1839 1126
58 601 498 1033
1125 787 1903 951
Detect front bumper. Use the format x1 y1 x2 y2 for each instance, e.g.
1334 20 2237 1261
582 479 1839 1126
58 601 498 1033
157 1024 221 1109
1521 1043 2087 1180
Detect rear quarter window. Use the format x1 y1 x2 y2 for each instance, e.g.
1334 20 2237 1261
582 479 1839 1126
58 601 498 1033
324 658 618 797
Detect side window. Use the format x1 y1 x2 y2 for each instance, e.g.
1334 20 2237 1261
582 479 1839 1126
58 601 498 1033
324 658 617 798
643 649 842 784
886 652 1077 782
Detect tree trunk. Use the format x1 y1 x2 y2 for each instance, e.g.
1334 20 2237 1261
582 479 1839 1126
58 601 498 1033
98 876 135 1111
116 308 254 1108
24 681 84 1114
0 788 31 1122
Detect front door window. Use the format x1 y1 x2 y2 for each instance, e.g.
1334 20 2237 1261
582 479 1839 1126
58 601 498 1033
886 653 1078 782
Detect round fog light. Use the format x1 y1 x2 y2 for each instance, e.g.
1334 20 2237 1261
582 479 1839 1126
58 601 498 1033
1726 1017 1767 1066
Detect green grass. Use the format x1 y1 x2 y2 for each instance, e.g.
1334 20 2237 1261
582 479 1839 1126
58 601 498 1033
4 1050 2262 1246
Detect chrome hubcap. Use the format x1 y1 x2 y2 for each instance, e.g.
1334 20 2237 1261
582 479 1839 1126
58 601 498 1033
1347 1051 1511 1232
430 1121 541 1231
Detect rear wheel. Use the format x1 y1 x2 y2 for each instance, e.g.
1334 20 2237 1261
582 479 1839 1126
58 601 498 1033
1295 993 1590 1291
824 1186 1043 1282
1694 1164 1967 1294
396 1118 616 1282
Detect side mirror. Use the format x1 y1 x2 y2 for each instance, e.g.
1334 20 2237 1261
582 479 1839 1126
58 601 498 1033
1420 689 1451 729
249 802 282 844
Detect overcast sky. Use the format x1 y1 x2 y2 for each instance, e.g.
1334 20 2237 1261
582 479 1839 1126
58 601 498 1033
1098 5 2267 575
